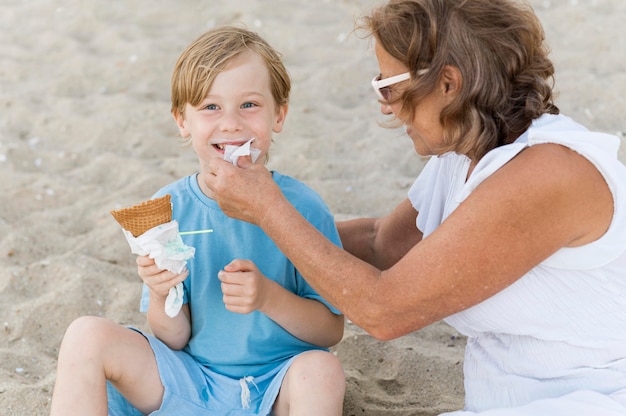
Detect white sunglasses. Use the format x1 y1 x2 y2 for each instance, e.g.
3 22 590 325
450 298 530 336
371 69 428 101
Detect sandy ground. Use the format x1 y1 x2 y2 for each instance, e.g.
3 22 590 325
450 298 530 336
0 0 624 414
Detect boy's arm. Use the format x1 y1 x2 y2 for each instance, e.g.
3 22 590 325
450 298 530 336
219 259 344 348
138 255 192 350
259 280 344 348
147 294 191 350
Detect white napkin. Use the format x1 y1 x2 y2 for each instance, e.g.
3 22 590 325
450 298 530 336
223 138 261 165
122 220 195 317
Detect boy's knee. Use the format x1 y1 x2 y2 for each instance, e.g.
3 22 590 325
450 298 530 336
62 316 115 349
293 350 345 388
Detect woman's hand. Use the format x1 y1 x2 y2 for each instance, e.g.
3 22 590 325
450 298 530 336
204 157 284 226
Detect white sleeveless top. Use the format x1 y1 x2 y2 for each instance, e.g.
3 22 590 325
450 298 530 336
409 114 626 415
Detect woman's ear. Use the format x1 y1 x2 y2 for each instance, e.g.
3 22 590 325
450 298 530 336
172 108 190 138
272 105 289 133
440 65 462 97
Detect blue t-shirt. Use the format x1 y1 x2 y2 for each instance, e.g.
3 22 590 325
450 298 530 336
140 171 341 378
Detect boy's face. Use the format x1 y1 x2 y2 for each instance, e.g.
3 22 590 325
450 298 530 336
174 51 287 172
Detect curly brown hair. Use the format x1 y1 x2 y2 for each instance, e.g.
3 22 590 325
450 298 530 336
359 0 559 160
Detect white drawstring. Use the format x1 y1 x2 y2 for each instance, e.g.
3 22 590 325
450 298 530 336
239 375 259 409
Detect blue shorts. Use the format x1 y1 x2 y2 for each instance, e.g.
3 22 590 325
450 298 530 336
107 328 296 416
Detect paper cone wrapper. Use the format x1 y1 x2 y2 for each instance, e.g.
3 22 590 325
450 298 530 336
110 195 172 237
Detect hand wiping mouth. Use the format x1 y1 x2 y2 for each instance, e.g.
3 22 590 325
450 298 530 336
222 138 260 165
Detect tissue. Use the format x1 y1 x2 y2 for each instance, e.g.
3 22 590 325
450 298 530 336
223 138 261 165
122 220 195 317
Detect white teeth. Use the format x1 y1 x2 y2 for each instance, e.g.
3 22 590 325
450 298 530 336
213 139 249 151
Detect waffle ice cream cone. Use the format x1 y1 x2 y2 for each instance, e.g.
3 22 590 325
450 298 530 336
110 195 172 237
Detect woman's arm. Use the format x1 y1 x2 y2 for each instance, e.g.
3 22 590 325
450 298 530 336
337 198 422 270
205 144 612 340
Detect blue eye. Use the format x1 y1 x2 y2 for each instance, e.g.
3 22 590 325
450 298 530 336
204 104 218 110
241 102 256 109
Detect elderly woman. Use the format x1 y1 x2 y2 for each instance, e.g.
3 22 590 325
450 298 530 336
205 0 626 414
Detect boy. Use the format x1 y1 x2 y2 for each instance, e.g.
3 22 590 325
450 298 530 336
50 26 345 415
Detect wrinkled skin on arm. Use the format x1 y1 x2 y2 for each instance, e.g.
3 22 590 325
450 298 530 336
205 144 613 340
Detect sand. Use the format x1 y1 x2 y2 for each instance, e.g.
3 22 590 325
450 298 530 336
0 0 624 415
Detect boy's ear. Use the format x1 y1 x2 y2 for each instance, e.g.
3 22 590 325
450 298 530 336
172 109 190 138
272 105 289 133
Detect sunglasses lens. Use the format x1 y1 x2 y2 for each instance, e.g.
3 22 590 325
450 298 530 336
379 86 392 100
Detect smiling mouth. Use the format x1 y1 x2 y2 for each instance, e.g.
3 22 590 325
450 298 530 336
212 138 253 152
212 142 241 152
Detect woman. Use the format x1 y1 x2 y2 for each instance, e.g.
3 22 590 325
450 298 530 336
204 0 626 414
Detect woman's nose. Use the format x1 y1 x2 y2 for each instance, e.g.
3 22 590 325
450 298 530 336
380 102 393 115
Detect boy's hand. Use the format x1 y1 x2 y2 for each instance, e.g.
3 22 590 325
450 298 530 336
218 259 272 314
136 255 188 299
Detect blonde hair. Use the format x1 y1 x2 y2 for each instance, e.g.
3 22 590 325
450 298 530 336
171 26 290 118
359 0 559 160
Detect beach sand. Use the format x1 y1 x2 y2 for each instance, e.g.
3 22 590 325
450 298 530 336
0 0 624 414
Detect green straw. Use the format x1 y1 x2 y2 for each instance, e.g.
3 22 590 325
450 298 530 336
179 229 214 235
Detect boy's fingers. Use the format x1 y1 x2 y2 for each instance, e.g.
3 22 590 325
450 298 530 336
223 259 255 272
136 255 154 267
